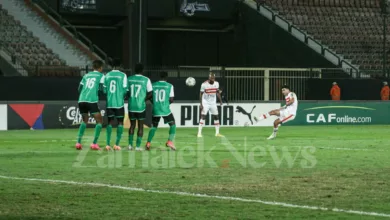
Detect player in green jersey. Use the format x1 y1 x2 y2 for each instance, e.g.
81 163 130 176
127 63 153 151
103 59 127 151
75 60 105 150
146 71 176 151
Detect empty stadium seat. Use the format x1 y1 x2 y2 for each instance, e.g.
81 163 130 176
264 0 388 70
0 4 80 76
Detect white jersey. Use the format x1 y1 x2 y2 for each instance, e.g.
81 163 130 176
285 92 298 115
200 80 219 105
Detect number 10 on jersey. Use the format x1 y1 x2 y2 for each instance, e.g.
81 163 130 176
154 89 165 102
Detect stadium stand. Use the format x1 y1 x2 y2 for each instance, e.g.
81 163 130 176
0 4 81 76
263 0 386 71
0 0 109 76
0 5 65 74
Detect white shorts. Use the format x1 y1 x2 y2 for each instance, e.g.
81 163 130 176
202 104 218 115
279 109 296 124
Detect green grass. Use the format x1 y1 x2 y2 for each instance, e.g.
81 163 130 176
0 125 390 219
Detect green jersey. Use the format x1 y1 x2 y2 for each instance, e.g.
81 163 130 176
78 71 104 103
127 74 152 112
104 70 128 108
152 81 174 116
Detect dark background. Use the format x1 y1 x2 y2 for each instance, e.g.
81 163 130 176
0 77 201 101
0 77 387 101
38 0 336 68
3 0 373 102
57 0 127 16
306 79 387 100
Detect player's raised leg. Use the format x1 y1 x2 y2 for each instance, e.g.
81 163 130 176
254 109 280 123
254 112 271 122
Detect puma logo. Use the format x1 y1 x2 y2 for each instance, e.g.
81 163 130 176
236 106 256 125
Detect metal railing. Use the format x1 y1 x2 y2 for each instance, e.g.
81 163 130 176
1 64 388 102
251 0 360 76
31 0 112 64
2 63 382 78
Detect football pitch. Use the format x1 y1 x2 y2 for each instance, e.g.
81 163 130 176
0 125 390 219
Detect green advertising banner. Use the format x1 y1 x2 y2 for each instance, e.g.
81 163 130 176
286 101 390 125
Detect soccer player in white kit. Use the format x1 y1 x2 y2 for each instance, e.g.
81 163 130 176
254 85 298 139
197 73 224 137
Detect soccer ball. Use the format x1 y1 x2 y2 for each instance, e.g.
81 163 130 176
186 77 196 87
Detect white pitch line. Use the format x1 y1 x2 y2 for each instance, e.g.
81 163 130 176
318 146 386 152
1 140 75 143
0 175 389 218
0 151 75 155
319 147 368 151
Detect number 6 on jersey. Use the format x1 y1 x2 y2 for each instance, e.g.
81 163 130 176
109 80 116 93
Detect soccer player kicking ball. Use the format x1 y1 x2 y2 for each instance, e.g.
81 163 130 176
127 63 153 151
145 72 176 151
75 60 105 150
197 72 224 138
254 85 298 140
103 59 127 151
